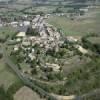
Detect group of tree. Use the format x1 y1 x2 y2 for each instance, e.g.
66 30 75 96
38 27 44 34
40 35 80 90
53 7 63 13
82 34 100 54
26 26 39 36
64 56 100 95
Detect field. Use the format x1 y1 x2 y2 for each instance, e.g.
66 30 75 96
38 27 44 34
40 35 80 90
0 26 17 38
0 4 29 18
24 6 57 14
87 37 100 44
62 55 91 76
23 5 74 14
47 7 100 36
14 86 45 100
0 56 21 90
0 26 20 90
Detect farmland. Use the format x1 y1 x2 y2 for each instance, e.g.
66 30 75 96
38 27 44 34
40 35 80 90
87 37 100 44
14 86 45 100
0 1 100 100
0 26 17 37
47 7 100 36
0 54 21 90
24 6 57 14
0 27 21 96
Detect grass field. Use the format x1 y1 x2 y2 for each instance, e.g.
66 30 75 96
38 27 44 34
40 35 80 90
24 6 57 14
0 57 21 90
47 7 100 36
87 37 100 44
0 26 17 38
0 26 20 90
14 86 45 100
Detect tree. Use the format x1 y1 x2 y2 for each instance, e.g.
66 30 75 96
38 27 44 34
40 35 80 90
31 68 37 75
80 10 85 16
26 26 39 36
53 7 62 13
0 53 3 59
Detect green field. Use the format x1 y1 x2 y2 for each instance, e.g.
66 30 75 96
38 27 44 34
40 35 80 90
23 6 73 14
0 26 17 38
47 8 100 36
24 6 57 14
0 26 19 90
87 37 100 44
0 57 21 90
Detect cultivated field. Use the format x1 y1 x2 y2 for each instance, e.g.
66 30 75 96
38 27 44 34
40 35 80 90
0 26 19 90
0 26 17 38
47 7 100 36
87 37 100 44
0 57 20 90
14 86 45 100
24 6 57 14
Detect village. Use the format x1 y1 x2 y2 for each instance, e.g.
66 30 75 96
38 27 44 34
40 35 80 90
0 0 100 100
5 14 89 82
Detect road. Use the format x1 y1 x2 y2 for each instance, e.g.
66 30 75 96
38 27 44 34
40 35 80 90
1 43 57 100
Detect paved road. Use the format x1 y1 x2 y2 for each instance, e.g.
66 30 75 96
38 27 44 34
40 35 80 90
1 43 57 100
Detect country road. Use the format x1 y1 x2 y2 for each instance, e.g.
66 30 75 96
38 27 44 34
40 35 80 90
1 43 57 100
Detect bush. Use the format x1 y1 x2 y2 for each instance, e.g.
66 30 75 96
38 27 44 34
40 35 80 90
0 53 3 59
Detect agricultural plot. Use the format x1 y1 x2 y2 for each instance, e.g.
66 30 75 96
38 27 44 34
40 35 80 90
47 7 100 36
7 4 31 11
0 26 17 38
0 57 20 90
0 27 20 90
14 86 45 100
24 6 57 14
87 37 100 44
62 55 91 76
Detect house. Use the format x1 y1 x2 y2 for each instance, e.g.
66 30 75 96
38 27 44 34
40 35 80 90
52 94 76 100
0 23 3 27
79 8 88 12
75 45 88 54
45 63 61 72
16 26 28 37
16 38 21 42
23 21 30 26
16 32 26 37
10 21 18 27
14 46 19 52
22 38 31 47
28 53 36 61
66 36 78 43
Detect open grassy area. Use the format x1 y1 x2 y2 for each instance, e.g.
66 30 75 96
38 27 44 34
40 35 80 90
24 6 57 14
47 7 100 36
14 86 45 100
0 26 17 39
0 57 21 90
87 37 100 44
62 55 91 76
0 15 22 95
